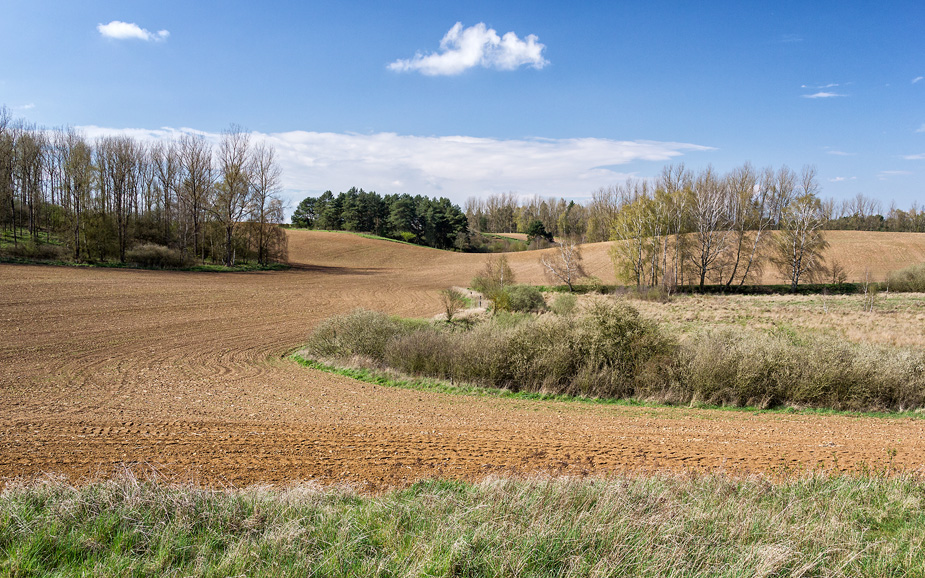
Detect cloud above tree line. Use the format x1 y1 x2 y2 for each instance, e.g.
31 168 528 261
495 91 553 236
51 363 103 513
76 125 713 213
97 21 169 42
388 22 548 75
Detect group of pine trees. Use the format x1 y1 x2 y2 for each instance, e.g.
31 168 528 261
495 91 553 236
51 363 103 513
0 106 287 267
291 189 469 250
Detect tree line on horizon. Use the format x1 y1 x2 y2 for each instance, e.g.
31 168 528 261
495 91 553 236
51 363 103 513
465 163 924 290
0 106 287 267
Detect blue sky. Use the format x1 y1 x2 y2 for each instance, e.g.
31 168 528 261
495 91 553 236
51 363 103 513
1 0 922 212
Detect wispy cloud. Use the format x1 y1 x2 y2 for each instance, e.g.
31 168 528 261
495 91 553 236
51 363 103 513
828 176 857 182
97 21 169 42
13 103 35 111
801 83 840 89
388 22 547 75
903 153 925 160
878 170 913 180
916 124 925 133
77 125 713 210
780 34 803 43
913 76 923 84
802 91 846 99
825 149 854 156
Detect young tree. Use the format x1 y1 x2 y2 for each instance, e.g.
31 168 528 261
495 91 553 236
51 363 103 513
178 134 213 259
248 141 283 265
772 167 829 292
439 287 467 322
152 141 180 245
541 236 588 292
471 254 515 313
688 166 732 288
609 180 650 287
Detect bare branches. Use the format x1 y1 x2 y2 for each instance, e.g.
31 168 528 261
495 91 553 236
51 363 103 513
541 236 587 292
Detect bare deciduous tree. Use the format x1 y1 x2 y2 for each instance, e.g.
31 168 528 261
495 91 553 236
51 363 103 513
248 141 283 265
541 236 588 292
688 165 732 288
772 167 829 292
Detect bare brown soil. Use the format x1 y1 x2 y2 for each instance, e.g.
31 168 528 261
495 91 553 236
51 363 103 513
2 230 925 491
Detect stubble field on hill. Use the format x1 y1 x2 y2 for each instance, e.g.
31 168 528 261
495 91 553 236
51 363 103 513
2 229 925 491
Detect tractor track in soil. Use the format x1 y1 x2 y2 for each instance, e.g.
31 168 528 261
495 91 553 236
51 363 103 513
2 229 925 491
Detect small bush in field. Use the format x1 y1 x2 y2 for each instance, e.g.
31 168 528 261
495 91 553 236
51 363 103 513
305 309 423 362
886 263 925 292
126 243 189 268
550 293 577 316
506 285 545 313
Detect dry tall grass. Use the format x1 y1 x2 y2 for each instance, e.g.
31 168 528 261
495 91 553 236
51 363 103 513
3 471 924 577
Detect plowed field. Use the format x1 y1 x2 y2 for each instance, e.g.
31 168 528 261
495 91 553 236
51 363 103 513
2 230 925 491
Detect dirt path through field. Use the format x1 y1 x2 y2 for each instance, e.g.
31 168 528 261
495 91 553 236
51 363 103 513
2 230 925 490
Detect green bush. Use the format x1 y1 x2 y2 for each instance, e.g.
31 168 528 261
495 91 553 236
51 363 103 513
885 263 925 292
550 293 577 316
677 328 925 411
304 301 675 398
1 241 67 261
302 299 925 412
505 285 546 312
305 309 423 362
126 243 189 268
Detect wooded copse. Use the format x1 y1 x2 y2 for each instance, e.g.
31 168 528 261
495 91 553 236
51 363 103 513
467 163 924 290
291 189 469 250
0 107 287 267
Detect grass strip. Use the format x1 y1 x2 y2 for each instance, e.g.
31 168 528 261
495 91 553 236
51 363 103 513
2 472 924 577
291 353 925 421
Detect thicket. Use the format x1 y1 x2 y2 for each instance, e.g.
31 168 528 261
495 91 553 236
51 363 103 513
4 472 924 577
886 263 925 292
303 301 925 412
291 189 468 250
0 106 287 267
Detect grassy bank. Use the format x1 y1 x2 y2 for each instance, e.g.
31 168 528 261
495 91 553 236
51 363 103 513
2 472 924 577
300 302 925 413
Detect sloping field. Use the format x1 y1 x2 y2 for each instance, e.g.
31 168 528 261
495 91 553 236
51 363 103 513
2 229 925 491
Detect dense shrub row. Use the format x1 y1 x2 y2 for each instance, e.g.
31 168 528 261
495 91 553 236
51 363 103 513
886 263 925 292
303 301 925 412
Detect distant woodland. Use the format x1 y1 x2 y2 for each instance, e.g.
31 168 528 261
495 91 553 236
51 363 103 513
292 189 469 250
464 164 925 289
0 106 287 268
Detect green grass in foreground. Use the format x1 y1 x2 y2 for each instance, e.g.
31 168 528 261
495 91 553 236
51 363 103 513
2 472 924 577
291 354 925 421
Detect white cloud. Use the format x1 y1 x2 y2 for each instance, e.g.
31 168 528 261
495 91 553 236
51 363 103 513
97 21 169 42
14 103 35 111
825 150 854 156
828 176 857 182
903 153 925 160
878 170 913 180
913 76 924 84
802 91 846 99
388 22 547 75
77 125 713 212
916 124 925 133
